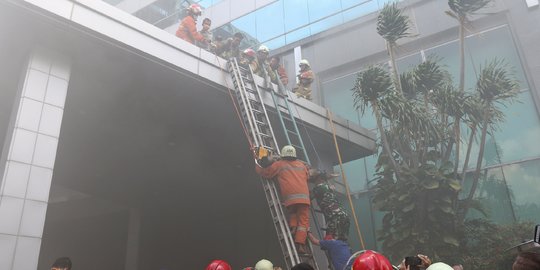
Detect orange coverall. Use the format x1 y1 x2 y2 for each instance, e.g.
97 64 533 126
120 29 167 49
176 15 205 44
256 159 310 245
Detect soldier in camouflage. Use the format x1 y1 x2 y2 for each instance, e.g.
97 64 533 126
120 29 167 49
309 169 350 241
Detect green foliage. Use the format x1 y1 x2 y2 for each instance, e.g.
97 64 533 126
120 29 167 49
458 220 535 270
351 66 394 115
448 0 492 20
356 1 523 264
377 2 411 44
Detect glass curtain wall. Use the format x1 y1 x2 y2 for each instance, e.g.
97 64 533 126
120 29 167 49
321 25 540 250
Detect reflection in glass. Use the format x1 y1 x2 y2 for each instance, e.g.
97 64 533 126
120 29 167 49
309 14 343 36
307 0 341 23
255 1 285 42
283 0 310 32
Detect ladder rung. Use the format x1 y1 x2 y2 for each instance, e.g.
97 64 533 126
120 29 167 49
259 133 272 138
286 129 298 136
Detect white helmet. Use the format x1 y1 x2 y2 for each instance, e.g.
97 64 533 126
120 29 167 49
257 45 269 54
299 59 310 67
281 145 296 158
188 4 202 15
255 259 273 270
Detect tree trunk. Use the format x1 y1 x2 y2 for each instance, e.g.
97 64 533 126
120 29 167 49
453 118 461 177
460 124 476 183
458 20 465 93
462 110 489 220
388 42 403 94
373 101 401 181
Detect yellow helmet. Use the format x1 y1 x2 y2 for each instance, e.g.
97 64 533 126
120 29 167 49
255 259 273 270
281 145 296 158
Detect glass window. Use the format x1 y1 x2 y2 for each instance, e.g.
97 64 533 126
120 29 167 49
255 1 285 42
309 13 343 36
342 0 380 23
285 26 311 45
307 0 341 23
264 35 286 50
283 0 310 32
322 74 360 123
396 53 422 73
503 159 540 224
230 12 257 41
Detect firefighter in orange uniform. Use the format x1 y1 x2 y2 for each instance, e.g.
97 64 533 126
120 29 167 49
175 4 206 45
255 145 311 254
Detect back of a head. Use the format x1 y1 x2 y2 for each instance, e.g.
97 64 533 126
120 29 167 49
513 252 540 270
51 257 72 270
426 262 454 270
352 250 393 270
291 262 315 270
255 259 273 270
206 259 232 270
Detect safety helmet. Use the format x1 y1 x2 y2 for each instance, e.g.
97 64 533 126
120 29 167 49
206 260 232 270
351 250 393 270
257 45 270 54
255 259 273 270
426 263 454 270
281 145 296 158
188 3 202 15
299 59 310 67
243 48 256 58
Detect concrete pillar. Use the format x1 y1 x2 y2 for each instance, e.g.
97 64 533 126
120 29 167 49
124 208 141 270
0 47 70 270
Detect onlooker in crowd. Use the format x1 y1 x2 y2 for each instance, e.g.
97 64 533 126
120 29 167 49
291 262 315 270
425 262 453 270
308 231 352 270
292 59 314 100
175 4 205 45
205 259 232 270
51 257 72 270
512 251 540 270
255 259 273 270
397 254 431 270
197 18 215 52
216 32 245 59
344 250 393 270
269 56 289 87
309 169 350 241
255 145 311 254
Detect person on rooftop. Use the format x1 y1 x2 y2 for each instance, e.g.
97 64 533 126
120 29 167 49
196 18 215 52
175 4 206 45
292 59 314 100
216 32 245 60
252 45 277 87
270 56 289 88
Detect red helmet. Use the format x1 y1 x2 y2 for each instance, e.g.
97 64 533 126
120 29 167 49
243 48 256 58
352 250 393 270
206 260 232 270
188 4 202 15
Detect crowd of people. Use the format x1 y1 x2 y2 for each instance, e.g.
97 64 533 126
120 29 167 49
175 4 315 100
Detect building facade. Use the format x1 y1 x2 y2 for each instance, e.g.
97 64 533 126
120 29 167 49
0 0 539 269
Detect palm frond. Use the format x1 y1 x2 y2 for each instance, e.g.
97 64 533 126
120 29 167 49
448 0 492 19
351 66 394 115
377 2 411 44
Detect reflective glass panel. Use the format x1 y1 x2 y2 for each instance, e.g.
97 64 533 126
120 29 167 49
503 159 540 224
255 1 285 42
342 0 379 23
307 0 341 23
309 13 343 36
283 0 310 32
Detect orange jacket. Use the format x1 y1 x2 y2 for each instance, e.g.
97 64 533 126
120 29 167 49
176 16 205 44
256 159 310 207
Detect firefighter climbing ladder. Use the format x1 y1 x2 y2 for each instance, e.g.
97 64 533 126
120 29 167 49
227 58 320 270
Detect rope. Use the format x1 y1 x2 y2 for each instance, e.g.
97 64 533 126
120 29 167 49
215 55 255 152
326 108 366 250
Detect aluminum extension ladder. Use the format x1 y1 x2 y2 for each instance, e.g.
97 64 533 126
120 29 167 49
228 58 319 270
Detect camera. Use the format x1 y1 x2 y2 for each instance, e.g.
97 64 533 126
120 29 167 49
405 256 422 270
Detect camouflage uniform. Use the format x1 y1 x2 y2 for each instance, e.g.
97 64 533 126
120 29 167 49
312 182 350 240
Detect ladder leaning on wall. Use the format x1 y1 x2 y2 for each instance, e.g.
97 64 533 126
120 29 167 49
227 57 321 270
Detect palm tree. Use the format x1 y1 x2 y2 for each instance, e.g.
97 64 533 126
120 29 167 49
377 2 411 94
461 59 519 220
352 66 402 180
447 0 492 93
